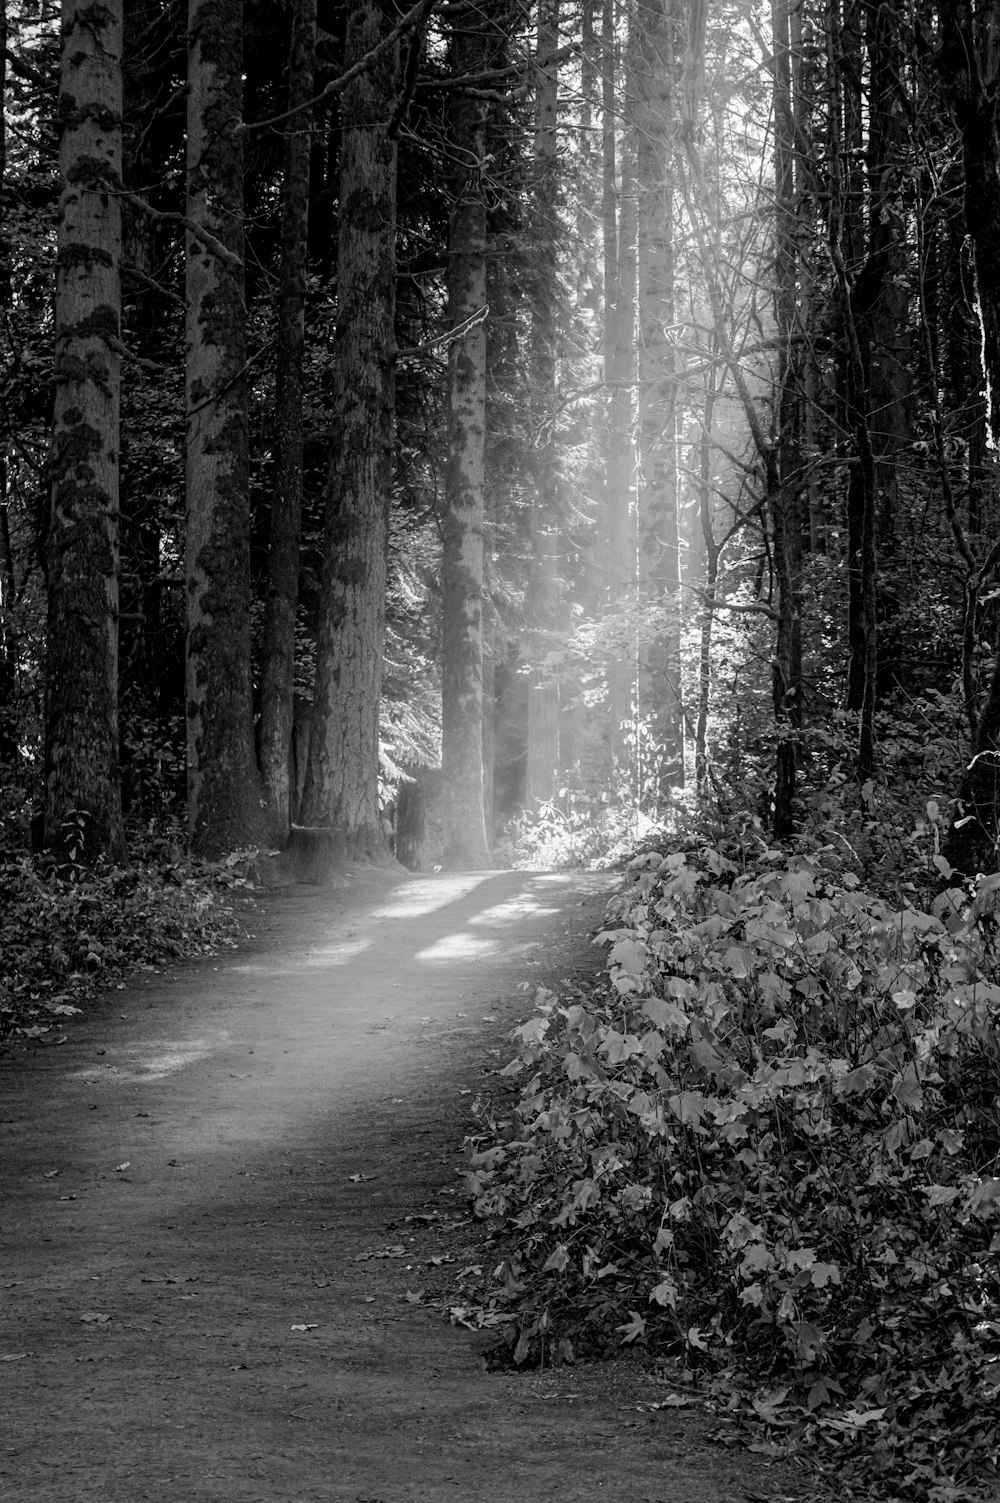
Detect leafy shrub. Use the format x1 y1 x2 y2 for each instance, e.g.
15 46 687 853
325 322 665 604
496 791 680 871
0 847 258 1045
462 841 1000 1500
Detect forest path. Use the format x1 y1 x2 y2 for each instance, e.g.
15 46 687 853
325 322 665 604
1 866 808 1503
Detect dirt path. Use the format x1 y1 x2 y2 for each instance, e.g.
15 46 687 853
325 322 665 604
1 867 812 1503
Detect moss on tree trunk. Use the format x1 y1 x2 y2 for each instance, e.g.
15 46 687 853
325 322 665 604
44 0 126 865
300 0 398 865
184 0 265 858
441 8 492 870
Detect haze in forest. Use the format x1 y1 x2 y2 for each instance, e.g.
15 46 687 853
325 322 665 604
1 0 1000 878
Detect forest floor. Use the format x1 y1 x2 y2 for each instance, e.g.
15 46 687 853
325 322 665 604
1 863 821 1503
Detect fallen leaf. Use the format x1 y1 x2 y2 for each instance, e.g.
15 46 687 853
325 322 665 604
616 1311 646 1344
818 1406 887 1431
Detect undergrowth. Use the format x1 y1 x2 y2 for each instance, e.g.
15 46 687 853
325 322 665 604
458 832 1000 1501
0 843 259 1046
497 790 676 871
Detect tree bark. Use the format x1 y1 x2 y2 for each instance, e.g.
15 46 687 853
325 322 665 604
300 0 398 865
945 646 1000 877
828 0 877 778
938 0 1000 446
602 0 635 783
633 0 681 793
0 0 16 768
694 378 719 794
185 0 265 857
43 0 126 864
525 0 562 810
440 3 492 869
257 0 316 846
770 0 803 839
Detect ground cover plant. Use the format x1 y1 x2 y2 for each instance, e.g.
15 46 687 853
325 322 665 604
0 838 258 1046
460 823 1000 1502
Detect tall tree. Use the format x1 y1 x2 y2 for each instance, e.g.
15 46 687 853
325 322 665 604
938 0 1000 445
770 0 803 835
601 0 636 781
633 0 681 790
0 0 16 767
185 0 264 856
257 0 317 844
828 0 878 777
937 0 1000 872
440 0 492 868
300 0 400 863
525 0 562 808
43 0 126 863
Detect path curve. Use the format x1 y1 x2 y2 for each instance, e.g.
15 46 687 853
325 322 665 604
1 867 809 1503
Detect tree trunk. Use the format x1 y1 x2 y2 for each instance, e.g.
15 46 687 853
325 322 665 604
633 0 681 793
0 0 16 768
395 767 426 871
770 0 803 839
43 0 126 864
945 646 1000 877
300 0 398 865
525 0 562 810
938 0 1000 446
694 380 719 794
257 0 316 846
602 0 635 784
185 0 264 857
440 4 492 869
828 0 877 778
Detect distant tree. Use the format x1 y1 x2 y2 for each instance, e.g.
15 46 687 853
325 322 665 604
937 0 1000 446
184 0 265 856
440 0 493 869
770 0 804 833
601 0 636 780
633 0 681 788
300 0 401 862
938 0 1000 874
525 0 562 808
0 0 16 767
257 0 316 844
43 0 126 863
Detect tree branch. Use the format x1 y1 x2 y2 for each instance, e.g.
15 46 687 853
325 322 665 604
122 191 242 272
396 304 488 360
237 0 438 137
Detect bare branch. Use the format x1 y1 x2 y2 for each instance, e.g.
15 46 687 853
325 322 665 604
123 191 242 272
397 304 488 360
237 0 438 137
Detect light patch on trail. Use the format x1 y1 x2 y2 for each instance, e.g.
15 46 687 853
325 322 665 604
368 874 492 921
69 1036 221 1082
412 932 497 962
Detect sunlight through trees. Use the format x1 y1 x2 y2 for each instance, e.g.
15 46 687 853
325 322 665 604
0 0 998 876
